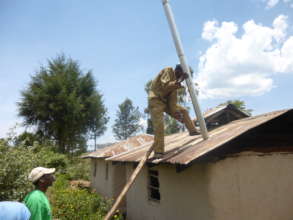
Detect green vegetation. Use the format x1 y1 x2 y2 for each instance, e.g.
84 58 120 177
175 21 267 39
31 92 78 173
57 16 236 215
1 54 126 219
112 98 142 140
49 175 114 220
164 115 182 135
66 158 91 181
0 140 67 201
0 137 123 219
18 54 108 154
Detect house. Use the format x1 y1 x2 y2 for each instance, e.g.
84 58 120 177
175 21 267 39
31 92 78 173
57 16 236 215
104 108 293 220
195 103 250 130
81 134 153 205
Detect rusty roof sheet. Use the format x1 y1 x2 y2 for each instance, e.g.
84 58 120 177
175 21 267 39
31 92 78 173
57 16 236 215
203 104 228 118
196 104 249 122
81 134 153 159
107 109 291 165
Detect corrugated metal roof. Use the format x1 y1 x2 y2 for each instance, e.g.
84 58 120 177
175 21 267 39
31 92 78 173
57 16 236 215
198 104 249 121
107 109 291 165
203 104 229 118
81 134 153 159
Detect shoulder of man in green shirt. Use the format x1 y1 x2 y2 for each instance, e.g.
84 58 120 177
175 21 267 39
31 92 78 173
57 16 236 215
23 190 52 220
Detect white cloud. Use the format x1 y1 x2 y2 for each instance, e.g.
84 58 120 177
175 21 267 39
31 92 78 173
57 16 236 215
264 0 293 8
266 0 280 8
196 15 293 99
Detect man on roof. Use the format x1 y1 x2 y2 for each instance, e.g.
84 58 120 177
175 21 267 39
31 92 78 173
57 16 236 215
148 64 199 158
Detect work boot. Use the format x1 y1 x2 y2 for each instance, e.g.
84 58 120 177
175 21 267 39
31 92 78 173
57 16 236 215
189 130 200 136
153 152 164 159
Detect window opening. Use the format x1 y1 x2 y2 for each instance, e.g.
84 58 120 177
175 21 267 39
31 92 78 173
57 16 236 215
148 169 160 201
93 160 97 177
105 162 109 180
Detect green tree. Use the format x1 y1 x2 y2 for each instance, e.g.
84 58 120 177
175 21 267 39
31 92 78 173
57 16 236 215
144 80 154 134
13 131 43 147
18 54 108 154
219 99 253 116
112 98 142 140
88 92 109 151
164 115 182 135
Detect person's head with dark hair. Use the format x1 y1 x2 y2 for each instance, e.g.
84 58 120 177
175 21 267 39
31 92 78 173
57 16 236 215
174 64 190 83
174 64 184 79
175 64 183 72
29 167 55 192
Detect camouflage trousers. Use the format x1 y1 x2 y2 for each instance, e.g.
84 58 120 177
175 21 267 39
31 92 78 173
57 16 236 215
148 98 197 154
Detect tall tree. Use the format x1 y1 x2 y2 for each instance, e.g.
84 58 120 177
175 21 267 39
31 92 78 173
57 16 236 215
144 80 154 134
89 94 109 151
112 98 142 140
18 54 108 154
219 99 253 116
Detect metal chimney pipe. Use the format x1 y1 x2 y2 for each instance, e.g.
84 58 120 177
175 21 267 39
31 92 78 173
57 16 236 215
162 0 208 139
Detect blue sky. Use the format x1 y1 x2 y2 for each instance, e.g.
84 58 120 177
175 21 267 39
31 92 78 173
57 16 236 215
1 0 293 146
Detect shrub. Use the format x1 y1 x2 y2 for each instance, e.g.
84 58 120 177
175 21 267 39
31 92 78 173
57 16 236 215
40 148 68 171
0 141 67 201
49 175 123 220
66 158 90 180
0 139 123 219
0 143 39 200
50 174 70 190
50 177 108 220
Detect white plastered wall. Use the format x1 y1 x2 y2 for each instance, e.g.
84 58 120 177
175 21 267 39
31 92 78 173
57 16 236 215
90 159 126 201
90 159 112 198
125 152 293 220
207 152 293 220
125 163 212 220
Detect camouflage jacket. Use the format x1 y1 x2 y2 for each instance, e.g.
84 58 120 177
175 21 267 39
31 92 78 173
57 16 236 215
148 67 180 105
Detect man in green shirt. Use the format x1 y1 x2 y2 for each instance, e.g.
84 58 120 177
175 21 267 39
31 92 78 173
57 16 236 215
23 167 55 220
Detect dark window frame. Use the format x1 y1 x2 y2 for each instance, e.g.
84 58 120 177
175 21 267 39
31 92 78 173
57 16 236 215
147 168 161 202
105 162 109 180
93 160 97 177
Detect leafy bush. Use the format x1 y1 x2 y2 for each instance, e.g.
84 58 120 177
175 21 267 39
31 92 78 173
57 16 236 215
0 141 67 201
49 175 123 220
50 174 70 190
50 175 114 220
0 142 39 200
51 188 108 219
66 158 90 180
0 139 123 219
40 148 68 171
